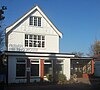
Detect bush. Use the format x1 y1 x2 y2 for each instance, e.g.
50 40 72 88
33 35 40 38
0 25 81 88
57 73 67 84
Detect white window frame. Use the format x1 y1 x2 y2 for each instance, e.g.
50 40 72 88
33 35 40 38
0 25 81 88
56 60 64 74
25 34 45 48
16 58 27 78
30 59 40 77
29 16 42 27
44 60 52 77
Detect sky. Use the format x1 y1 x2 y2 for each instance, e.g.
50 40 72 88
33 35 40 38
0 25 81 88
0 0 100 56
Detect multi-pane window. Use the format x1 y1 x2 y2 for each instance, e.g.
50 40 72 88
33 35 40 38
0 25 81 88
31 60 39 76
44 60 52 76
16 58 26 77
29 16 41 26
25 34 45 48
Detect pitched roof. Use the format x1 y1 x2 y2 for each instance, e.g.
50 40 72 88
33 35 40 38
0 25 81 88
6 5 62 38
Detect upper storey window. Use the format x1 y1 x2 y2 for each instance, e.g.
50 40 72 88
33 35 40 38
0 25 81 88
25 34 45 48
29 16 41 27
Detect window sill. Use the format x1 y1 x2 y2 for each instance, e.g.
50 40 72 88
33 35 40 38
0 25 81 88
29 25 43 28
16 77 26 79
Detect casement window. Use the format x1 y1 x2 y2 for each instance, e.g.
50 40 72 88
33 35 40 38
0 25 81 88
29 16 41 26
44 60 52 76
25 34 45 48
31 60 39 76
16 58 26 77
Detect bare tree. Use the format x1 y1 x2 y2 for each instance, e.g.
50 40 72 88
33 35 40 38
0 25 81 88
0 6 7 51
87 40 100 57
72 51 84 57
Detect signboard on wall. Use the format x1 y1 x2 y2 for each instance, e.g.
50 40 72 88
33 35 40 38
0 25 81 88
8 44 38 52
26 67 31 72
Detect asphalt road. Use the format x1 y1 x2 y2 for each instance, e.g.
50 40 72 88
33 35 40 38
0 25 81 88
3 83 100 90
3 78 100 90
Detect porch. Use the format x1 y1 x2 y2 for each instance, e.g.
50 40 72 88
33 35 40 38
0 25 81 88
71 58 94 78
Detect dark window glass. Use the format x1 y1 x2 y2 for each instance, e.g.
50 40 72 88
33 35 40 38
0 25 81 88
44 64 52 76
16 64 25 77
42 36 45 40
38 35 41 40
25 40 28 47
38 17 41 26
34 17 37 26
38 41 41 47
31 64 39 76
25 34 28 39
29 16 33 25
42 41 45 47
34 35 37 40
29 35 33 39
34 41 37 47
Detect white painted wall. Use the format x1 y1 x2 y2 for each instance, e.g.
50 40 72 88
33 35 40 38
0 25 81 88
7 10 60 53
63 58 71 80
8 56 16 83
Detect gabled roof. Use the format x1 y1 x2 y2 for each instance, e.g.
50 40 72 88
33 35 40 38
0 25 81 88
6 5 62 38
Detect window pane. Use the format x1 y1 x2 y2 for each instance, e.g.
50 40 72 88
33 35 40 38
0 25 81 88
17 59 26 63
34 17 37 26
56 64 63 74
42 41 45 47
31 64 39 76
29 16 33 25
34 41 37 47
34 35 37 40
38 35 41 40
44 64 52 76
29 35 33 39
44 60 52 63
25 34 28 39
38 17 41 26
38 41 41 47
25 40 28 47
16 64 26 77
29 42 32 47
42 36 45 40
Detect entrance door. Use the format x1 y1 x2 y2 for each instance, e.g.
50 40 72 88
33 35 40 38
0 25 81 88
75 65 83 77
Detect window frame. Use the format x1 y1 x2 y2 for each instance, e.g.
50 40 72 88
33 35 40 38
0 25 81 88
30 59 40 77
29 16 42 27
44 60 52 77
25 34 45 48
16 58 26 78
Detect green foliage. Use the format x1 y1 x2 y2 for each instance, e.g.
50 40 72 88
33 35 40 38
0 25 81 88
57 73 67 84
46 74 52 81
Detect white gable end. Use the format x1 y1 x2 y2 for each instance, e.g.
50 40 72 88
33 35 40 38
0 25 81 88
6 6 62 38
6 5 62 53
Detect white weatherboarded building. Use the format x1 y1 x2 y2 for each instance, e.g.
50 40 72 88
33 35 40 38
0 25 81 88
5 5 75 83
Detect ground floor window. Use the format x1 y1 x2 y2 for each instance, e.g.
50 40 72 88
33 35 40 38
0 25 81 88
56 60 64 74
16 58 26 77
31 60 39 76
44 60 52 76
